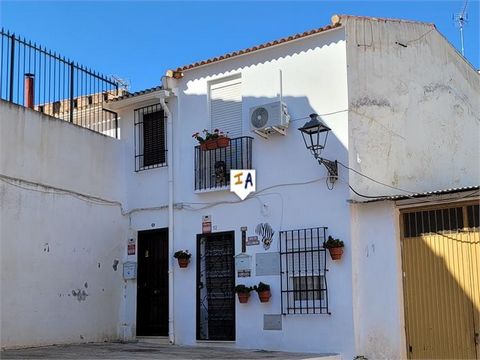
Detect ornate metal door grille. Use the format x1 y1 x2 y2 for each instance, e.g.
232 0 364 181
196 232 235 341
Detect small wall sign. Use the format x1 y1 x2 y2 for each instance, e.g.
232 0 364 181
230 170 256 200
202 215 212 234
127 243 136 255
247 236 260 246
238 270 251 277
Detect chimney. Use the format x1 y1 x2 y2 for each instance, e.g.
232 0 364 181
24 73 35 109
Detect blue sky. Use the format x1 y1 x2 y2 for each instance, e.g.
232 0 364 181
1 1 478 91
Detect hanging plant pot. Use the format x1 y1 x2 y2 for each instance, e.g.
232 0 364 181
328 247 344 260
177 258 190 268
204 139 218 150
237 292 250 304
216 137 230 148
200 143 208 151
258 290 271 303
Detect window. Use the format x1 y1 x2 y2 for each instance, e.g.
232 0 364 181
292 275 325 301
134 104 167 171
209 75 242 138
279 227 329 315
52 101 61 114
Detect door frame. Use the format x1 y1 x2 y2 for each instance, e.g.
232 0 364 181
196 231 236 341
136 227 169 337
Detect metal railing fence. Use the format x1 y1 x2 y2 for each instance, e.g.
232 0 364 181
0 29 120 138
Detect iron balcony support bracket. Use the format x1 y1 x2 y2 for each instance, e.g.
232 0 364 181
318 158 338 183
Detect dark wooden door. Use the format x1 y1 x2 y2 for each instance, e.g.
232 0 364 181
136 228 169 336
196 231 235 341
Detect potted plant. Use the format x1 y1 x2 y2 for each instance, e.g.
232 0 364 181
216 131 230 148
234 284 253 304
324 236 345 260
254 282 271 303
173 250 191 268
192 129 230 151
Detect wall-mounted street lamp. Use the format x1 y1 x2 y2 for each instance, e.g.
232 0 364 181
298 113 338 183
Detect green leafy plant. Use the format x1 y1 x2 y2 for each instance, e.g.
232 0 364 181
234 285 253 294
173 250 191 259
253 282 270 292
192 129 228 144
324 235 344 249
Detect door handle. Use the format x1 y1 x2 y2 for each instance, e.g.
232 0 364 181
475 332 479 345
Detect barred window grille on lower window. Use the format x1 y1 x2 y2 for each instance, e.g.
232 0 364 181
134 104 167 171
279 227 329 315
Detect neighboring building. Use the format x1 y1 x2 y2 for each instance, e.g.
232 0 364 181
1 14 479 360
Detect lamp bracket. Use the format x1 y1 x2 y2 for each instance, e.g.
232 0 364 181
318 158 338 183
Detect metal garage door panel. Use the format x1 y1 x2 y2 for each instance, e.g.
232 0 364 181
402 206 478 359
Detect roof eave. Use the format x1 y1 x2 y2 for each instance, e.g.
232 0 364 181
104 89 172 111
176 23 344 73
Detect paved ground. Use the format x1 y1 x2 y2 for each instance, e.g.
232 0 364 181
1 342 337 359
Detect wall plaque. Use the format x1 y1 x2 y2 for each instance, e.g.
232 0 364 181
256 252 280 276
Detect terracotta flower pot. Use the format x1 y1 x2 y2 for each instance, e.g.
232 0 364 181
204 139 218 150
258 290 271 303
200 143 207 151
216 137 230 148
177 258 190 268
237 292 250 304
328 247 344 260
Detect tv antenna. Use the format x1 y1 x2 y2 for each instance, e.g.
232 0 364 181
453 0 468 56
111 75 130 91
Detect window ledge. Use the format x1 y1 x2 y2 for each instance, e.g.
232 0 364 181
194 185 229 194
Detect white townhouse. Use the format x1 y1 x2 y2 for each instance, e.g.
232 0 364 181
1 14 479 360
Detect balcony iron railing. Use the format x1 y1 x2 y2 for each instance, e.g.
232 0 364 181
0 29 121 138
194 136 253 191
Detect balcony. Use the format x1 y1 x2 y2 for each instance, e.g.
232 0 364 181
194 136 253 192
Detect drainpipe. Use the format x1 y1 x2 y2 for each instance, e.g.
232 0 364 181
159 95 175 345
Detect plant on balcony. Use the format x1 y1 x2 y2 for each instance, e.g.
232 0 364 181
253 282 271 303
173 250 191 268
192 129 230 151
324 235 345 260
234 284 253 303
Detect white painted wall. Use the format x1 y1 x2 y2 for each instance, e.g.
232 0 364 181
0 101 128 348
4 16 477 359
350 201 406 359
115 26 354 357
344 17 480 200
145 27 353 357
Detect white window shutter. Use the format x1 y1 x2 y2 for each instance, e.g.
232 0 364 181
210 78 242 138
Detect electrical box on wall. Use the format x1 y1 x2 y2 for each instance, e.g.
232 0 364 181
123 261 137 280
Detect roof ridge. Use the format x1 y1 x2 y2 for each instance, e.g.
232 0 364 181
338 14 435 27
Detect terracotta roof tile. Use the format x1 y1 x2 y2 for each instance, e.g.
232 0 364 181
175 22 341 72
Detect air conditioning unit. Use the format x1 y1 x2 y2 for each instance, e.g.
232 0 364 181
249 101 290 138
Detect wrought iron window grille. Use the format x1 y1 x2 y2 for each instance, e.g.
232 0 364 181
280 227 329 315
194 136 253 191
134 103 167 171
